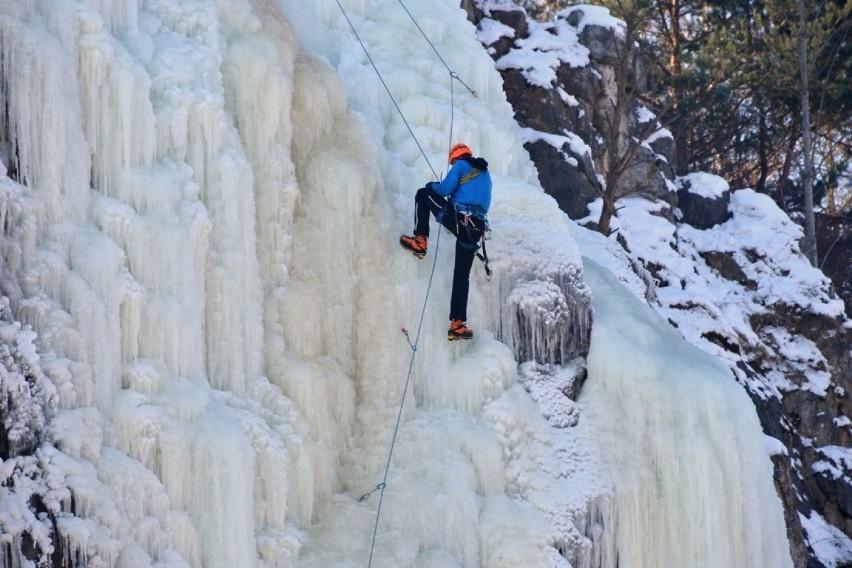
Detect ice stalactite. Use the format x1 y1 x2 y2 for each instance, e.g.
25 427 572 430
482 178 593 365
0 10 90 231
271 48 394 523
126 0 264 396
0 1 136 417
75 6 156 200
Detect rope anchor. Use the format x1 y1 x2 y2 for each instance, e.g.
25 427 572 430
401 327 416 350
359 483 386 503
449 70 477 98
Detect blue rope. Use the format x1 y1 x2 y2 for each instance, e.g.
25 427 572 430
395 0 478 98
362 228 442 567
330 2 471 565
394 0 471 164
333 0 440 180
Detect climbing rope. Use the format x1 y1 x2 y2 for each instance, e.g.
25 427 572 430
395 0 479 99
359 227 443 568
394 0 475 163
333 0 440 180
330 1 476 565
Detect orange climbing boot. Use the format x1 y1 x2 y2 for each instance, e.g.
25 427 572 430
400 234 428 259
448 319 473 341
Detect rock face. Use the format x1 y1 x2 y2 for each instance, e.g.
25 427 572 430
467 2 852 566
482 6 604 218
677 186 730 229
751 305 851 555
467 1 675 221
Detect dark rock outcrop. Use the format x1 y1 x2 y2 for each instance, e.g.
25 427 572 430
677 177 731 229
524 138 601 219
470 3 675 222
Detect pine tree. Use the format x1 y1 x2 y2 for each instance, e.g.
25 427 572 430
644 0 851 219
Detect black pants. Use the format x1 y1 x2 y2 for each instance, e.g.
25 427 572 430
413 186 485 322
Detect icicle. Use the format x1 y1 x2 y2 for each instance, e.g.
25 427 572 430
248 374 317 532
0 12 90 226
481 191 593 366
269 358 355 506
78 27 157 199
191 406 257 568
81 0 141 37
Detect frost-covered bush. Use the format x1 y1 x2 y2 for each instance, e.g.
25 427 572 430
1 295 63 566
0 296 57 459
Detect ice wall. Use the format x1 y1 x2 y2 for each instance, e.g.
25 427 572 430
0 0 792 567
578 253 793 568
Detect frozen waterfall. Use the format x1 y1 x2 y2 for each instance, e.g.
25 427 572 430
0 0 791 566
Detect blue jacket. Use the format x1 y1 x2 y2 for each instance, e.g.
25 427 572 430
430 156 491 215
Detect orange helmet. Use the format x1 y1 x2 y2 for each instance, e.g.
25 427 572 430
448 143 472 164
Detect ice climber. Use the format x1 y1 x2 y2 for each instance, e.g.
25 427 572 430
400 142 492 341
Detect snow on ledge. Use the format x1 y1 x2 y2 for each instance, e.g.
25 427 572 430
677 172 729 199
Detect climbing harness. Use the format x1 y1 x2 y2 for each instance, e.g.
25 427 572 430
454 204 492 281
433 199 491 281
331 1 480 567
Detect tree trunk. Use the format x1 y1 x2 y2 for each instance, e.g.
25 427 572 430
757 105 769 193
667 0 689 175
798 0 817 265
775 124 800 213
598 194 616 236
596 0 635 236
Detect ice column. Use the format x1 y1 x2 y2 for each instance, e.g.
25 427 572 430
143 0 264 394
